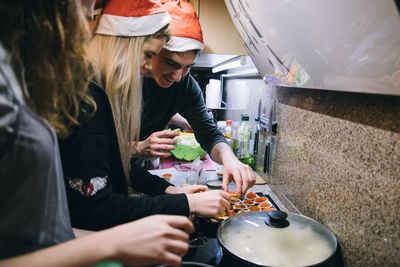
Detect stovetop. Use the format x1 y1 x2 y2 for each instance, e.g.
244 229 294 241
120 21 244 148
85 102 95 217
184 217 346 267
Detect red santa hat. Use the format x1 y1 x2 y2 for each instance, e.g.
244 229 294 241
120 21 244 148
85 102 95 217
95 0 170 37
161 0 204 52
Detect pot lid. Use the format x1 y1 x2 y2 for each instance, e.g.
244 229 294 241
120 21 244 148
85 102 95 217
217 211 337 267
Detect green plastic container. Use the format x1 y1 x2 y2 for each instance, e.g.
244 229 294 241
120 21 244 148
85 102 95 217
91 261 123 267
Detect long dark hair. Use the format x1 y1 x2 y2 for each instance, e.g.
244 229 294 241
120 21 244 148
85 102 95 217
0 0 94 138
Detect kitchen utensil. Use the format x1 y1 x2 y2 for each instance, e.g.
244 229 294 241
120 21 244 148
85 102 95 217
206 179 222 188
174 157 204 185
217 210 337 267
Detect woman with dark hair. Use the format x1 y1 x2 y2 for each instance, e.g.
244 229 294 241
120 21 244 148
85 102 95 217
0 0 192 266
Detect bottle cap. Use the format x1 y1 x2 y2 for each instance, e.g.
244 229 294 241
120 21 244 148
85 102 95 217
241 114 249 121
226 119 232 125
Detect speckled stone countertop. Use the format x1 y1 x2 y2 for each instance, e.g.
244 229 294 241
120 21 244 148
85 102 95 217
268 87 400 267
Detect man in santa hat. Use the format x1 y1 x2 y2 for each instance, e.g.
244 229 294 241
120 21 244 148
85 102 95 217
133 0 256 196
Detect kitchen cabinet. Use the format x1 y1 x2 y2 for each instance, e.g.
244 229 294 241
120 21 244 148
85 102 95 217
187 0 247 55
225 0 400 95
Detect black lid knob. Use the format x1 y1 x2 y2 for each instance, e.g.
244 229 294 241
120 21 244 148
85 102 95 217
265 210 289 228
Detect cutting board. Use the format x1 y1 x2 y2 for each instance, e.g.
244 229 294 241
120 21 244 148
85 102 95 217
255 172 267 185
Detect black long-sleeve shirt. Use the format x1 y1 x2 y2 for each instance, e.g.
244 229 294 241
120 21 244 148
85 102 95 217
141 74 226 154
59 82 189 231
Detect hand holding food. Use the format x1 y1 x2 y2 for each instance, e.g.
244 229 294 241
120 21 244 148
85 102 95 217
215 191 277 221
222 156 256 197
101 215 193 267
186 190 231 217
132 130 180 158
170 132 206 161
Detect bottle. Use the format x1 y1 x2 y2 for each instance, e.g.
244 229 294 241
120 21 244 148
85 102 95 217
237 114 255 170
223 119 233 139
231 128 239 155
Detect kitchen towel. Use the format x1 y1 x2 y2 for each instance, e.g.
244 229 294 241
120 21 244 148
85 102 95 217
205 79 222 109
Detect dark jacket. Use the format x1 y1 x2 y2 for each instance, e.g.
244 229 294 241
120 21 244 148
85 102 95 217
141 74 226 154
59 81 189 231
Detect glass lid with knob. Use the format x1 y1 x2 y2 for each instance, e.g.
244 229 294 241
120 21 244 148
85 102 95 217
217 211 337 267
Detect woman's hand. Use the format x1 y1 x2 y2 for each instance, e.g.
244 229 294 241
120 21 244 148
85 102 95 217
186 190 231 217
103 215 193 267
165 185 208 194
131 130 180 158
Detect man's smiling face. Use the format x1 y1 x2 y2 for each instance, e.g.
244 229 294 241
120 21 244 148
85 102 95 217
150 48 198 88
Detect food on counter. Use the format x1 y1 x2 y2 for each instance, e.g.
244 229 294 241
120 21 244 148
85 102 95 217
226 210 237 217
260 202 272 208
233 204 247 210
170 132 206 161
238 154 256 170
212 191 278 222
230 197 241 204
255 196 267 203
161 173 173 181
215 216 228 221
249 206 261 212
228 191 239 197
245 191 257 199
261 207 276 211
243 199 255 205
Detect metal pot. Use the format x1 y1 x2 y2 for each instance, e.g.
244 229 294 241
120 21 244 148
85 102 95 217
217 211 337 267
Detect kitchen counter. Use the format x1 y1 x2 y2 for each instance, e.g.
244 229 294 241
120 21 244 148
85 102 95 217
149 167 287 211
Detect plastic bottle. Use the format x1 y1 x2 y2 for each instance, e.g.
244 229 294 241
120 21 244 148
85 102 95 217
231 128 239 155
237 114 250 156
237 114 255 170
223 119 233 139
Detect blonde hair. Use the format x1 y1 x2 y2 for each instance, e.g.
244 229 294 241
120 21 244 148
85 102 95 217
87 24 169 178
87 35 143 177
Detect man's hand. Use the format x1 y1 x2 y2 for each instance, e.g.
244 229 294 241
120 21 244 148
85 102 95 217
165 185 208 194
132 130 180 158
221 157 256 197
168 113 193 132
210 143 256 197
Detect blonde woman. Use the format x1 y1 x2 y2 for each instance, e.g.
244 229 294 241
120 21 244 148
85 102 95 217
59 0 230 231
0 0 192 266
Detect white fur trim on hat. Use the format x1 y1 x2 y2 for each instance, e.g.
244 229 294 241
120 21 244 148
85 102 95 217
164 36 204 52
96 12 170 37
